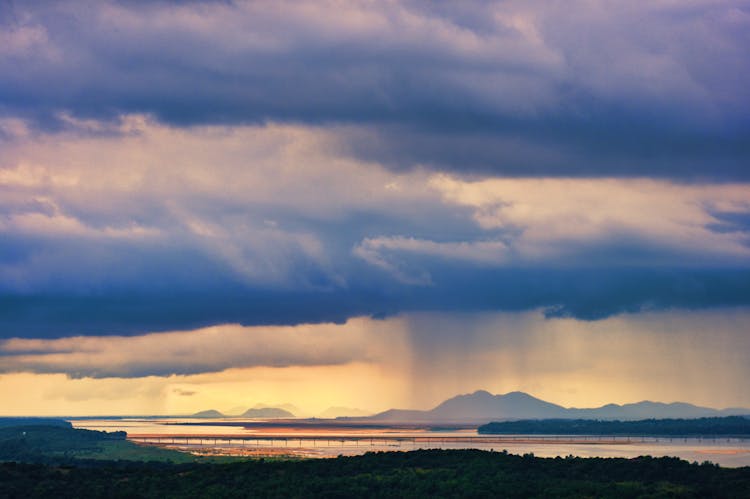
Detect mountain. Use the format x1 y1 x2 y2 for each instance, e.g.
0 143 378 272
241 407 294 418
369 391 566 422
191 409 225 418
367 390 750 423
431 390 568 420
319 407 371 418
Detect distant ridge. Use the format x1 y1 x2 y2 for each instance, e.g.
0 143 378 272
241 407 294 418
191 409 224 418
366 390 750 423
225 403 302 417
319 407 371 418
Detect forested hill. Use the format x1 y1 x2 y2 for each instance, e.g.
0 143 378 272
0 418 71 429
478 416 750 435
0 424 198 464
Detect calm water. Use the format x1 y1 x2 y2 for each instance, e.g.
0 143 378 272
70 418 750 468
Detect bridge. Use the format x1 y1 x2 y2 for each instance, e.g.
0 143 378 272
128 433 698 449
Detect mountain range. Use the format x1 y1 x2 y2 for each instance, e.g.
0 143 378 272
192 407 295 418
190 390 750 423
364 390 750 423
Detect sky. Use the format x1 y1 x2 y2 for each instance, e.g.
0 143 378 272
0 0 749 416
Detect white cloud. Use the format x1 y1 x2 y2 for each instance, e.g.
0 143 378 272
428 175 750 264
350 175 750 280
354 236 510 284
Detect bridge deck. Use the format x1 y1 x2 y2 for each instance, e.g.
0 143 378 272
127 433 677 446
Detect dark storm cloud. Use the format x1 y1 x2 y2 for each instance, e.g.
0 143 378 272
2 266 750 339
0 0 748 178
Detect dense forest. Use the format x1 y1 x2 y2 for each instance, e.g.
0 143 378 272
478 416 750 436
2 449 750 498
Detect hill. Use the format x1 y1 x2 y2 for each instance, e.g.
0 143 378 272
0 424 195 463
191 406 296 419
191 409 225 418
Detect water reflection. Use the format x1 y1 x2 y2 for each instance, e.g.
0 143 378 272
70 418 750 468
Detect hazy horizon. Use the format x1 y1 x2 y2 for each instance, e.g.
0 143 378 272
4 372 750 418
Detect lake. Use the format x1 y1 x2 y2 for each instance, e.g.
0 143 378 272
70 417 750 467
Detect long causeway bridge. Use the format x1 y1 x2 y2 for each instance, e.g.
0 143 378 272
128 433 733 448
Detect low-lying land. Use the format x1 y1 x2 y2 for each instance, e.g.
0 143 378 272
0 424 198 464
478 416 750 436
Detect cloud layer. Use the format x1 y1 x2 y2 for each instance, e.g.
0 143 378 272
1 0 748 178
1 118 749 335
1 1 749 337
